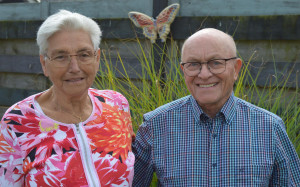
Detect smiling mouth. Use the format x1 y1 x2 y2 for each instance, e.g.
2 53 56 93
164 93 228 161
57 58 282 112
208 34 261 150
66 78 84 82
197 83 217 88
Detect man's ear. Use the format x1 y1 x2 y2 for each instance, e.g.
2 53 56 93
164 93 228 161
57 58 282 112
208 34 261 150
97 49 101 61
40 55 49 77
180 64 184 71
234 58 242 80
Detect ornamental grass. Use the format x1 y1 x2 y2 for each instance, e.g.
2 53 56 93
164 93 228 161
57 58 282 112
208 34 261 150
95 38 300 158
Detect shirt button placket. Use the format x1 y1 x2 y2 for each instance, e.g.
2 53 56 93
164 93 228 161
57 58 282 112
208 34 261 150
212 133 217 139
210 119 219 186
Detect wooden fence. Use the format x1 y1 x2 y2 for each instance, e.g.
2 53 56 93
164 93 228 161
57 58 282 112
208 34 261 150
0 0 300 117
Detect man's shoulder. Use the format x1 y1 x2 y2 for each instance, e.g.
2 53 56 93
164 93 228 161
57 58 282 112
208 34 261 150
144 95 192 121
236 97 282 121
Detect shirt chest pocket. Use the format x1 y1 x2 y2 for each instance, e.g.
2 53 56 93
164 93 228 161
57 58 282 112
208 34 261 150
235 164 273 186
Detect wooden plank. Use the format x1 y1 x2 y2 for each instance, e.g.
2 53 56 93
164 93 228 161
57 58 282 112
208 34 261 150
0 60 298 108
246 61 300 88
40 0 50 20
0 0 153 21
97 19 144 39
0 55 42 74
0 106 8 120
0 72 48 91
99 57 144 80
49 0 152 19
0 87 40 106
165 61 300 89
0 55 143 76
152 0 168 76
169 0 300 16
170 16 300 40
1 0 300 21
0 20 42 39
1 16 299 40
0 2 41 21
153 0 168 17
1 54 299 88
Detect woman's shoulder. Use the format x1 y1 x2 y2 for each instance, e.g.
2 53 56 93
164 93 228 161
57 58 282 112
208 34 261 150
89 88 127 100
89 88 129 110
2 92 43 120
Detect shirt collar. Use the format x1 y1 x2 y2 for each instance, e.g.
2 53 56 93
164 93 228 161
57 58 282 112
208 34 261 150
190 92 237 125
220 92 237 125
190 95 204 124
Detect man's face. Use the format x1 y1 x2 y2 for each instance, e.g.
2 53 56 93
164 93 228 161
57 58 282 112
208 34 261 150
181 34 242 114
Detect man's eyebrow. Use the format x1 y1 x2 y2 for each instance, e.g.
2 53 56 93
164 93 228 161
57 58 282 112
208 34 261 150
51 48 93 54
186 60 198 62
77 48 93 52
50 50 68 54
185 57 200 62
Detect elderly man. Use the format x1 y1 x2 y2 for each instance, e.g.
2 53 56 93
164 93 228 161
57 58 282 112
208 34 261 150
132 28 300 186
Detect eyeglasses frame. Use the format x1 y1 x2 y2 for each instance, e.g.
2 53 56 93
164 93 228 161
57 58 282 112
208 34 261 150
181 57 237 76
44 50 97 67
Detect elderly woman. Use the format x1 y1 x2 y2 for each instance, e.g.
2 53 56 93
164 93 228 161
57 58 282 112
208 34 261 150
0 10 134 186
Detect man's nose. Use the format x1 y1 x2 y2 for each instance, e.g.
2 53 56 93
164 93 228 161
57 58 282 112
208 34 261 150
197 63 213 78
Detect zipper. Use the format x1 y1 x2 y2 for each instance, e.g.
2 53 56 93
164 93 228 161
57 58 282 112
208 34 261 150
75 123 101 187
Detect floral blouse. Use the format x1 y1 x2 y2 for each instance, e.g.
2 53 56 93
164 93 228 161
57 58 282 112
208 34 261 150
0 88 135 187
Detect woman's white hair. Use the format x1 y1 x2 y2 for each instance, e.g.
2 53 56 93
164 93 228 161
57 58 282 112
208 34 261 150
36 9 102 55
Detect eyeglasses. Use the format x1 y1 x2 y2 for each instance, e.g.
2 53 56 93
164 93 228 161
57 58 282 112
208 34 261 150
181 57 237 76
45 50 97 67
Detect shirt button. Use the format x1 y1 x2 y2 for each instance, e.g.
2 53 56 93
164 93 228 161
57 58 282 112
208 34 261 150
212 133 217 138
212 163 217 168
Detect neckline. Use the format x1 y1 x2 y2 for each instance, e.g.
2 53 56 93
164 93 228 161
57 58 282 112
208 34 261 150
33 89 96 125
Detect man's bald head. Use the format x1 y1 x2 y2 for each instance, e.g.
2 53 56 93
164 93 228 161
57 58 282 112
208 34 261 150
181 28 237 61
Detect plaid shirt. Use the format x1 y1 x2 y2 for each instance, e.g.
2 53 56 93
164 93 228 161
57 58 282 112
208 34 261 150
132 93 300 186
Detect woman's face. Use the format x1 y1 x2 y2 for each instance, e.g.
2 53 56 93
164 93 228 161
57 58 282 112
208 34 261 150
40 29 100 98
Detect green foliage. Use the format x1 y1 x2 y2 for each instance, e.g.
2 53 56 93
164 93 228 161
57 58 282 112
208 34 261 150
235 51 300 156
95 38 188 131
95 38 300 185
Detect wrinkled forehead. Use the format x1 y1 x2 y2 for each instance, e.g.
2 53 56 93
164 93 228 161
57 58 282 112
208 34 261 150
182 30 236 59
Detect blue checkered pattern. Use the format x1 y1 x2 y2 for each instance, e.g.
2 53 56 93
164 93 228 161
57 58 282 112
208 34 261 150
132 93 300 186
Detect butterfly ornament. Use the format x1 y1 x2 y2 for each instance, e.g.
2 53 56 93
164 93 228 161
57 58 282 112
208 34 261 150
128 3 180 43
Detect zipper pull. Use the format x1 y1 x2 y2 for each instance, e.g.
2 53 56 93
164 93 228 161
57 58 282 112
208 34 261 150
75 123 80 134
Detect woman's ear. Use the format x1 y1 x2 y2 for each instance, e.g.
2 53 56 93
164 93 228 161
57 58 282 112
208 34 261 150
40 55 49 77
95 49 101 73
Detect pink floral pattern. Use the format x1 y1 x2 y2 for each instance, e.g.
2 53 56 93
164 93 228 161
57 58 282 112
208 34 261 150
0 89 134 186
